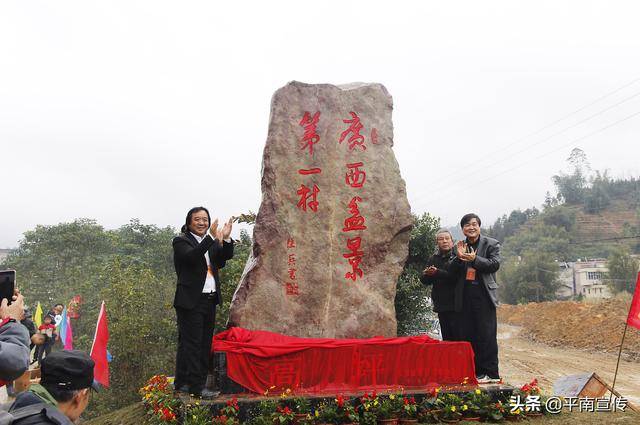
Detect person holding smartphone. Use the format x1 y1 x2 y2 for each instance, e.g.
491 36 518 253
1 277 30 386
172 207 234 399
420 229 460 341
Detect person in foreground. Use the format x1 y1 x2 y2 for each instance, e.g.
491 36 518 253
6 350 99 424
449 213 501 384
0 288 30 387
173 207 234 399
420 229 460 341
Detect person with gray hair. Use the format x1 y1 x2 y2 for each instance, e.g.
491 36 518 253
420 228 460 341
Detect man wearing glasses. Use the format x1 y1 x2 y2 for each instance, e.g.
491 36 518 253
449 213 501 384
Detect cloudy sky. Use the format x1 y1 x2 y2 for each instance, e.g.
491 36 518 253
1 1 639 248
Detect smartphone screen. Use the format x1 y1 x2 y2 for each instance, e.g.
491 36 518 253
0 269 16 305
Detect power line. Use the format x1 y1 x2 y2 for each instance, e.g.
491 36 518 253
570 235 640 245
417 76 640 197
412 89 640 201
413 109 640 209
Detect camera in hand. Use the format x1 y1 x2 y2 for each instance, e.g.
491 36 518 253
0 269 16 305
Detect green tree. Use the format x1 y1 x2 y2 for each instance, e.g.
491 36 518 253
584 171 612 213
502 222 573 261
395 213 440 336
552 148 589 204
498 251 560 304
606 246 640 294
89 258 177 416
216 229 252 330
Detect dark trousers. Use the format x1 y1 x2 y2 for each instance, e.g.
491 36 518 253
34 336 54 364
437 311 459 341
175 295 217 392
460 283 499 378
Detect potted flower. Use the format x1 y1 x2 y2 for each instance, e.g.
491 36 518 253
183 404 210 425
434 394 463 424
485 400 506 422
376 394 402 425
316 401 340 425
139 375 180 424
247 399 278 425
335 395 359 425
519 378 543 417
399 396 417 425
416 388 440 424
357 392 379 425
462 389 490 421
292 396 312 424
272 405 296 425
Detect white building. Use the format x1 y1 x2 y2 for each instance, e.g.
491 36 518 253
555 259 612 300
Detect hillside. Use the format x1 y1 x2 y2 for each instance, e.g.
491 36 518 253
571 198 638 244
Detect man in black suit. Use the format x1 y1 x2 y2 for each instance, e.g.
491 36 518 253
449 213 501 384
420 229 459 341
172 207 234 398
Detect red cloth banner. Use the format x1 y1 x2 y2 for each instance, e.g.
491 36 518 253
213 327 477 394
627 272 640 330
90 301 110 388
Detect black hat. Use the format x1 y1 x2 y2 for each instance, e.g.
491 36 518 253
41 350 101 392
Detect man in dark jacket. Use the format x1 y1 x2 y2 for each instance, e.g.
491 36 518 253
172 207 234 399
420 229 459 341
449 213 501 384
6 350 99 424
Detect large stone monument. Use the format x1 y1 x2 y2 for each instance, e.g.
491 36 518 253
228 82 413 338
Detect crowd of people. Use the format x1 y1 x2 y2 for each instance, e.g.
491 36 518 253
1 289 97 423
421 213 502 384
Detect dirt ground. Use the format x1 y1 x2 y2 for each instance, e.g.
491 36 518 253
498 323 640 406
497 296 640 359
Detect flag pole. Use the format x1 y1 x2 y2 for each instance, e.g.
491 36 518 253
610 318 629 402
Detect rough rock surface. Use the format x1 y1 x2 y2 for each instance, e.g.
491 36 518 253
228 81 412 338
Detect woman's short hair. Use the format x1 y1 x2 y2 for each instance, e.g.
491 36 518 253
181 206 211 234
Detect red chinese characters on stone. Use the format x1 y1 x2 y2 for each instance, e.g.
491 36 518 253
371 128 379 145
343 237 364 281
285 241 299 295
299 111 321 156
298 168 322 175
285 281 299 295
339 111 367 151
343 196 367 232
345 162 366 188
296 184 320 212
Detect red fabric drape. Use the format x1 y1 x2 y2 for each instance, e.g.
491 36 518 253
213 327 477 394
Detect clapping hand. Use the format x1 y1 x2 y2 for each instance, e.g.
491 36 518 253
214 217 233 242
208 218 220 239
423 266 437 276
456 240 476 262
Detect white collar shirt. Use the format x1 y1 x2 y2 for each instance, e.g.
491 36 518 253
191 232 216 294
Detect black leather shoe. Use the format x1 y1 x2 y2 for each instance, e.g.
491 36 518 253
174 385 190 394
191 388 220 399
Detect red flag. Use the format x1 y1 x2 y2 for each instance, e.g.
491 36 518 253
626 272 640 331
90 301 110 387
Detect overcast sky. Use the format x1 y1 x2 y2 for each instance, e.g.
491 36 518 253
1 1 640 248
